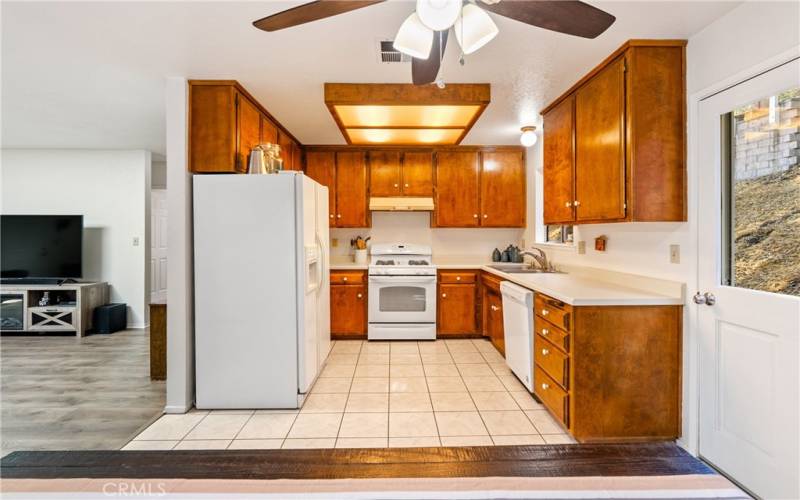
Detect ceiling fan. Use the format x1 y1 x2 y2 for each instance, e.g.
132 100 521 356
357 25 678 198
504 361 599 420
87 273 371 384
253 0 615 85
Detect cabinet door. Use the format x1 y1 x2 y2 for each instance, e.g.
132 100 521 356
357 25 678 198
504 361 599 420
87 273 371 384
438 284 477 336
480 150 526 227
575 56 626 221
305 151 337 226
434 151 480 227
402 151 434 196
236 92 262 174
260 115 278 145
292 142 303 170
330 285 366 336
189 84 236 173
369 150 402 197
277 130 296 171
543 96 576 224
487 291 505 355
335 151 369 227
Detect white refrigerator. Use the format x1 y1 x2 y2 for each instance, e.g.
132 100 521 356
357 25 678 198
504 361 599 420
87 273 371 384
193 172 330 409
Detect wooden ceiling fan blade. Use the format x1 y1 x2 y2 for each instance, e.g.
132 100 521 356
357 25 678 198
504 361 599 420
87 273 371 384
480 0 615 39
253 0 385 32
412 31 448 86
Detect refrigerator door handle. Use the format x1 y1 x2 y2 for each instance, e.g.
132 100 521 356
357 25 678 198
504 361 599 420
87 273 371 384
314 234 326 297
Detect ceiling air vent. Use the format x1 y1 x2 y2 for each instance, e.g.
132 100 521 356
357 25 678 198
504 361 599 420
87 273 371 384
378 40 410 63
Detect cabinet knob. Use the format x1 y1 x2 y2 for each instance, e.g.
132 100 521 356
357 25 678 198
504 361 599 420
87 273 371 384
565 202 572 208
342 277 348 282
473 214 478 219
574 200 580 206
541 328 549 336
541 309 549 316
329 214 334 219
337 214 342 218
456 276 461 281
541 348 550 356
357 293 362 299
483 214 488 218
394 183 399 188
541 383 549 391
490 305 499 312
441 293 447 298
404 183 409 187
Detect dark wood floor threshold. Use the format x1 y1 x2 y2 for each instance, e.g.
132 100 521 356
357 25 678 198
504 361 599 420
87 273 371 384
1 443 714 480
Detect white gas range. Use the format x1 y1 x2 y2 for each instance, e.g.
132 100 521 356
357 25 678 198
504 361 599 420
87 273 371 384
368 243 437 340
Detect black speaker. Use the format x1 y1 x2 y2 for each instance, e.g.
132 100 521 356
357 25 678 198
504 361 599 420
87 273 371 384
93 303 127 334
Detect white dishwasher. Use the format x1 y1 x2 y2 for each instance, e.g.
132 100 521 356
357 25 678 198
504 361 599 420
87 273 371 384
500 281 534 392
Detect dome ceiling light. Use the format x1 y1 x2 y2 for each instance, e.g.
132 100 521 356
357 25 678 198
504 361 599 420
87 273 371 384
520 126 538 147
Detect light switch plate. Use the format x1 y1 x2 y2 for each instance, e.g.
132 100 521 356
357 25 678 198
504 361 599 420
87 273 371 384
670 244 680 264
577 241 586 255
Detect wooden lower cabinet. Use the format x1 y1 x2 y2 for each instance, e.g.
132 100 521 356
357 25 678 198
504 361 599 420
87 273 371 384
533 293 681 443
330 271 367 339
437 271 478 337
480 272 505 355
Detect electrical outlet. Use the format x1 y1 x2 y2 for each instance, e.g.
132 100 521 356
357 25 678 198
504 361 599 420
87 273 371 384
670 244 680 264
132 237 140 247
577 241 586 255
332 238 338 248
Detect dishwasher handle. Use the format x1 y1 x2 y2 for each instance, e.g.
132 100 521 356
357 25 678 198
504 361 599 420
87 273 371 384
500 281 534 306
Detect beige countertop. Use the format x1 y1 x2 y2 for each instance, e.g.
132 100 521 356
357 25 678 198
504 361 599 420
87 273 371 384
329 254 683 306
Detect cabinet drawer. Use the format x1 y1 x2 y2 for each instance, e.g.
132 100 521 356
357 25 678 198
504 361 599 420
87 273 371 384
439 271 477 284
534 293 572 332
534 365 569 428
535 336 569 389
535 317 570 354
330 271 366 285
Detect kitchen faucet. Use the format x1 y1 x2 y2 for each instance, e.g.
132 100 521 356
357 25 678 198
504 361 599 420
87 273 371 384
520 248 551 271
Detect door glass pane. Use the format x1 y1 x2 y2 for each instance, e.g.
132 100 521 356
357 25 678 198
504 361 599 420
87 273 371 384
722 86 800 296
379 286 427 312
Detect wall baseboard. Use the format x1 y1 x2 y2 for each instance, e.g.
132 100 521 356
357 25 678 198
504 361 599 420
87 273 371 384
164 404 192 414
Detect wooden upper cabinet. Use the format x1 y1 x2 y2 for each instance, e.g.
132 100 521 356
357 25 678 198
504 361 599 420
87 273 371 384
401 151 433 196
278 130 300 171
188 80 302 174
260 116 278 145
305 151 337 225
434 150 480 227
542 95 576 224
369 150 402 196
575 56 626 222
480 150 526 227
236 93 262 174
540 41 687 223
335 151 369 227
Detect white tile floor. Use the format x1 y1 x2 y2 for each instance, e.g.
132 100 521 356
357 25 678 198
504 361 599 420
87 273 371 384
124 339 575 450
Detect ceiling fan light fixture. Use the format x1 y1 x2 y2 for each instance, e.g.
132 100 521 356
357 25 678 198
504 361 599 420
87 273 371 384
416 0 462 31
394 12 434 59
520 126 538 147
454 3 498 55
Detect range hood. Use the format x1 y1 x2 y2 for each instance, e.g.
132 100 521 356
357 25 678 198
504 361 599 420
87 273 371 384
369 197 435 212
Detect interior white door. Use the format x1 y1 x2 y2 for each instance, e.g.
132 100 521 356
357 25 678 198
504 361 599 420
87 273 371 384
150 189 168 303
697 58 800 499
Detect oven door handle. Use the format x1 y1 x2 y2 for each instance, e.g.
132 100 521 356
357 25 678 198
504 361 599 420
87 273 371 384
369 276 436 284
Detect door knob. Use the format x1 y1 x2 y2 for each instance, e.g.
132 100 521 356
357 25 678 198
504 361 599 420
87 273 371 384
693 292 716 306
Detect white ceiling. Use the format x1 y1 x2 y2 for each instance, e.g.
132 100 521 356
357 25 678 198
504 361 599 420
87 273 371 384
1 1 741 155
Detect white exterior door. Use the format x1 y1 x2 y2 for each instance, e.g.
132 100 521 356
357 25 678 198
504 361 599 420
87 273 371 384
697 58 800 499
150 189 168 303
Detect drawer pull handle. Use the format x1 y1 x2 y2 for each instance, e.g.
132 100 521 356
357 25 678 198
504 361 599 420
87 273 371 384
342 277 348 282
541 309 549 316
541 328 549 336
441 293 447 298
541 383 549 390
490 305 499 312
542 348 550 356
357 293 363 299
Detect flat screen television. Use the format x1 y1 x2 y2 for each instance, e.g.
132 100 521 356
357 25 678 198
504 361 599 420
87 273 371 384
1 215 83 280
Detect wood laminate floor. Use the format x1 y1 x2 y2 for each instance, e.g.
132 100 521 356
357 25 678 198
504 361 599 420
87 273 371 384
0 329 165 457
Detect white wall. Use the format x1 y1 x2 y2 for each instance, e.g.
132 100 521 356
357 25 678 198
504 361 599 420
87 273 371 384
0 149 152 327
331 212 524 258
528 0 800 454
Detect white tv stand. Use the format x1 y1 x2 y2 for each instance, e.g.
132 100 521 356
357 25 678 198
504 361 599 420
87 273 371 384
0 282 109 337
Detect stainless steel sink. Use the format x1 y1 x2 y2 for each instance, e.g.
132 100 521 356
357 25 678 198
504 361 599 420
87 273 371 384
487 264 561 274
